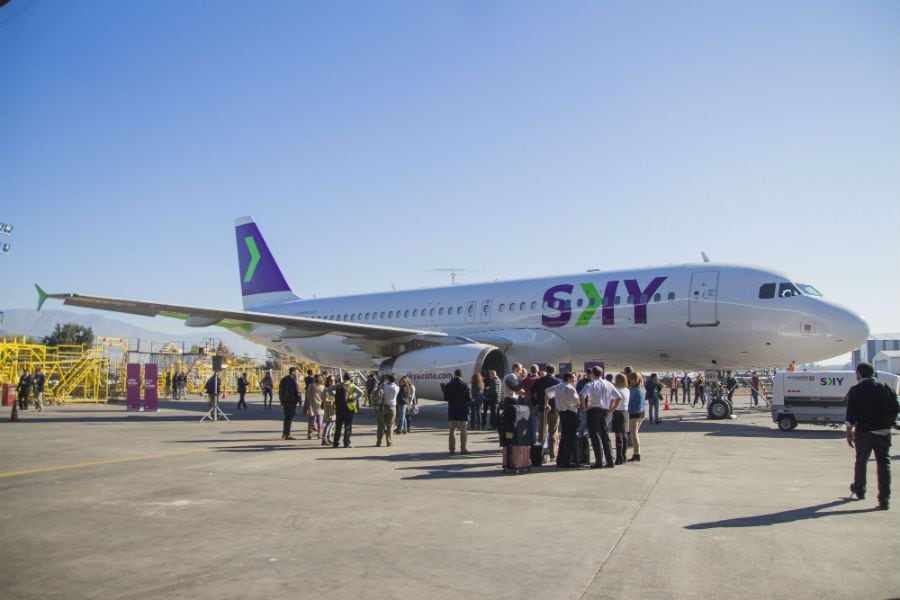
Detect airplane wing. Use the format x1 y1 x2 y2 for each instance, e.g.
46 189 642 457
35 286 463 357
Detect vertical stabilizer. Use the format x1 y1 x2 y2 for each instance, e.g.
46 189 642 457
235 217 299 309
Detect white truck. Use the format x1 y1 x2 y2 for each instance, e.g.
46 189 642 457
771 370 900 431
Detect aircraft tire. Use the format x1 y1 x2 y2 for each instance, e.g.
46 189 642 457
708 399 731 420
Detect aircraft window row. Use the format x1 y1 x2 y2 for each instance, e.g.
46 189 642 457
545 293 675 311
317 291 678 322
321 304 474 322
759 282 809 299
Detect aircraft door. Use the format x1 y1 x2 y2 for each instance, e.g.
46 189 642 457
466 300 477 324
480 299 492 323
688 271 720 326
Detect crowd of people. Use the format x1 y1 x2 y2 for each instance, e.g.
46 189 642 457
438 362 687 467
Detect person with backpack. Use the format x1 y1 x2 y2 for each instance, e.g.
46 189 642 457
378 374 399 447
278 367 302 440
330 373 364 448
205 373 221 409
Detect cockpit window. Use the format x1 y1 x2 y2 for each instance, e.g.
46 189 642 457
796 283 822 297
758 283 776 299
778 283 802 298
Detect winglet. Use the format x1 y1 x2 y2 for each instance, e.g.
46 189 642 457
35 284 49 311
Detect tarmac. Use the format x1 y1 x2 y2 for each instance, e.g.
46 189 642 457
0 392 897 600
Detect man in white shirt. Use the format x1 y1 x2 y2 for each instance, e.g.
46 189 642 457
547 373 583 468
580 367 622 468
378 374 400 447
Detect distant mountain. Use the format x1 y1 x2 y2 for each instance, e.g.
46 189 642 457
0 308 267 358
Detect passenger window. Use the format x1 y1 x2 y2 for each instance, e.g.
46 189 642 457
530 301 537 310
601 297 610 307
457 306 463 315
404 310 410 318
499 304 505 312
576 298 583 308
439 308 444 316
430 308 435 316
653 293 660 302
615 296 621 305
468 305 474 316
380 311 385 319
483 304 490 315
667 292 675 301
412 309 418 317
759 283 776 299
519 302 525 311
364 312 370 319
626 295 634 305
388 311 393 318
640 294 648 304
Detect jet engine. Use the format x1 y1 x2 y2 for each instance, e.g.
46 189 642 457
379 343 508 400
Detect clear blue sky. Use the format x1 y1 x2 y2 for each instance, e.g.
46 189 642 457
2 1 898 343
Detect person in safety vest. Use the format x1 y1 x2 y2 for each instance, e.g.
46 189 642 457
329 373 364 448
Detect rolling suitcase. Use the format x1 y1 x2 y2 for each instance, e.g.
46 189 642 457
503 445 531 473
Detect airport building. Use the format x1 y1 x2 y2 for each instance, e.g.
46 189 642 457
852 333 900 368
873 350 900 376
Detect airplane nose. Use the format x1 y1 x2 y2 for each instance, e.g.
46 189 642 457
832 307 869 349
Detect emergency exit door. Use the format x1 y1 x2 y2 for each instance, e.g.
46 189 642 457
688 271 720 326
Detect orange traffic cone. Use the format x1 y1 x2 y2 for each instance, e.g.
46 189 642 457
664 399 670 411
10 403 19 422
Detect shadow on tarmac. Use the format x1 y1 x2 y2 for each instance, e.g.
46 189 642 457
684 498 880 529
651 413 846 440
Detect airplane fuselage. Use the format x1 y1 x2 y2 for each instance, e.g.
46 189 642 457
239 263 866 373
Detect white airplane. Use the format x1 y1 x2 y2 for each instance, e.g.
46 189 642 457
37 216 869 399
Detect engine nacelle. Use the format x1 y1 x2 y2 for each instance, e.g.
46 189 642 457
379 343 507 401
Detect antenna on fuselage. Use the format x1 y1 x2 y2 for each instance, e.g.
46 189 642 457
433 268 475 285
701 252 710 263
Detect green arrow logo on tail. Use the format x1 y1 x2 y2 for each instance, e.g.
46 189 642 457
243 236 260 283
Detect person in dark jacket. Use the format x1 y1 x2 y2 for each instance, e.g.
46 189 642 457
204 374 221 408
846 362 899 510
17 368 32 410
261 370 274 410
278 367 302 440
444 369 471 455
531 365 561 459
236 372 248 410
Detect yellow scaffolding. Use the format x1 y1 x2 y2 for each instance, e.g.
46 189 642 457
0 336 109 403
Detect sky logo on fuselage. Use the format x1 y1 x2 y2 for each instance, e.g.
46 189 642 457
542 276 667 327
820 377 844 386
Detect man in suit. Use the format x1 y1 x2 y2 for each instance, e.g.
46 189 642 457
444 369 471 455
278 367 302 440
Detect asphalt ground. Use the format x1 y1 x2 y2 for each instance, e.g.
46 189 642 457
0 391 897 600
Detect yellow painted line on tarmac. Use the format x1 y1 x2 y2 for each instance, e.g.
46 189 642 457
0 448 210 479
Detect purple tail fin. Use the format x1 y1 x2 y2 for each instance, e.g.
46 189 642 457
235 217 298 309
